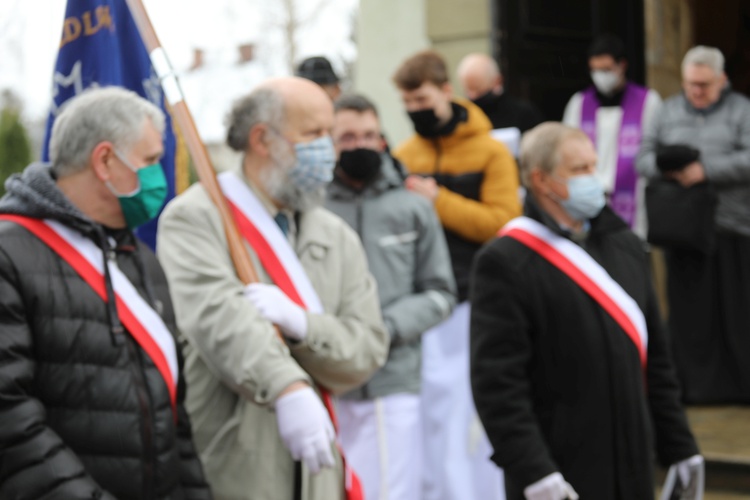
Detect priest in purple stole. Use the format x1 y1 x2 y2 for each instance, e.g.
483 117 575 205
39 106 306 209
563 33 661 238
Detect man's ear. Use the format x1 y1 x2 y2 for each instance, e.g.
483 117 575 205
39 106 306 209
529 167 548 194
495 74 504 93
249 124 272 158
90 141 114 182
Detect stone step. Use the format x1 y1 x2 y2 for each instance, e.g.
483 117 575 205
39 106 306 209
686 406 750 468
686 406 750 495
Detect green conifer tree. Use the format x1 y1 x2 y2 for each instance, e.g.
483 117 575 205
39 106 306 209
0 92 32 197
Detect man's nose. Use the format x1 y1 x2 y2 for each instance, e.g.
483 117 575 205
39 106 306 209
354 137 371 148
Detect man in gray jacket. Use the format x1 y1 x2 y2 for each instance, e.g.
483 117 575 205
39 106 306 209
636 46 750 403
157 78 389 500
326 94 456 500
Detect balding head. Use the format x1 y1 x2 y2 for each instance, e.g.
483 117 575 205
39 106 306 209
226 77 336 212
227 77 334 153
457 53 503 100
260 77 334 141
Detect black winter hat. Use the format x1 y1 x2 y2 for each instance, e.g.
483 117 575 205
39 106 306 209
296 56 339 85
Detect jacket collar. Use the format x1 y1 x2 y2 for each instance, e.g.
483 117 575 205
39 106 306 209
523 192 627 240
681 84 732 115
0 162 97 235
327 153 405 201
409 98 493 148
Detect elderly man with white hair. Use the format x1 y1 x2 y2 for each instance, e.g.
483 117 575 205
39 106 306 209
636 45 750 404
157 77 389 500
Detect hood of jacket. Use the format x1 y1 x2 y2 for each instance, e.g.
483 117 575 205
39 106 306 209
524 191 628 240
0 162 149 338
0 162 99 236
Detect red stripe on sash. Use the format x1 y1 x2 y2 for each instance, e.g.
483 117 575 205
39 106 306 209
321 393 364 500
226 201 364 500
227 201 306 309
503 226 647 368
0 215 178 413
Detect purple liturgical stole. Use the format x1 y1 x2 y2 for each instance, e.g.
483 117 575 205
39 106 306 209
580 83 649 227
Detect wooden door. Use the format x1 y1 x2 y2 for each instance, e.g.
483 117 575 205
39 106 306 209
491 0 646 120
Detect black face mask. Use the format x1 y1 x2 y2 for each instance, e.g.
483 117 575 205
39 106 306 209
338 148 382 183
471 91 497 111
407 108 442 138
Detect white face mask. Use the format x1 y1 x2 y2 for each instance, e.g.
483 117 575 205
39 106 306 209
591 70 621 95
558 174 606 221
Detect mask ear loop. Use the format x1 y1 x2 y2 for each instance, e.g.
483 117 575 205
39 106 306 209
264 126 298 165
107 149 143 197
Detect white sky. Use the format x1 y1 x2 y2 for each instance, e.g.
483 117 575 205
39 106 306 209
0 0 358 127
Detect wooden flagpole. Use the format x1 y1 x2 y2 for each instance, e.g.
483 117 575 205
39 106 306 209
124 0 260 285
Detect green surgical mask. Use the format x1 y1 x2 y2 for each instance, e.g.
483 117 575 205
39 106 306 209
109 151 168 229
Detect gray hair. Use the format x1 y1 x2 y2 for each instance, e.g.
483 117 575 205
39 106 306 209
226 87 286 152
49 86 165 177
682 46 725 75
334 93 379 117
519 122 588 187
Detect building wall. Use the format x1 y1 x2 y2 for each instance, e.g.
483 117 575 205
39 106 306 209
353 0 430 147
354 0 491 146
426 0 492 93
644 0 694 100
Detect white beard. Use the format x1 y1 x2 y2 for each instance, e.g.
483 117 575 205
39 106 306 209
261 138 325 213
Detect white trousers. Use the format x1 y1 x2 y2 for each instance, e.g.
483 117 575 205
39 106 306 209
337 393 422 500
421 302 505 500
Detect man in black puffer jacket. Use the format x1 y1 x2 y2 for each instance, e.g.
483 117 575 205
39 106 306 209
0 87 211 500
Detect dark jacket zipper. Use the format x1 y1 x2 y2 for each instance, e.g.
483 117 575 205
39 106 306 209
125 335 156 499
432 137 443 175
108 248 156 499
353 194 370 400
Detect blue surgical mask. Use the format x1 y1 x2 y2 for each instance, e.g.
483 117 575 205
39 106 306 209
558 174 606 221
288 136 336 192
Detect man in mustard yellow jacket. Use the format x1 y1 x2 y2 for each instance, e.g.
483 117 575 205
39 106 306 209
392 50 522 500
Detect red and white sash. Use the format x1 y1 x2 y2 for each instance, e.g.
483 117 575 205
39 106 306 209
218 171 364 500
500 216 648 368
0 215 179 413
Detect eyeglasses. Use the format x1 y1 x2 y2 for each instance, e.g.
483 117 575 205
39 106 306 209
684 79 719 90
334 132 381 148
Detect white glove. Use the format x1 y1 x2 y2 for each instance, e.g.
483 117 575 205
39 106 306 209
524 472 579 500
274 386 336 474
244 283 308 340
660 454 704 500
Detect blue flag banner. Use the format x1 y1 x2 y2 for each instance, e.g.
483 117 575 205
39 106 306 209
42 0 178 249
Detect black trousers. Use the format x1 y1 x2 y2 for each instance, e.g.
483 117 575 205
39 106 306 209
666 231 750 404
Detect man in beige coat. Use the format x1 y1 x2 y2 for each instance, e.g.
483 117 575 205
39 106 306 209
157 77 389 500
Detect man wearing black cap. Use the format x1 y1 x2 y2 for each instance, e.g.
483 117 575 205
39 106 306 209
296 56 342 101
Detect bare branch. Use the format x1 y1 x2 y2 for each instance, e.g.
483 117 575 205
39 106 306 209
299 0 334 26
